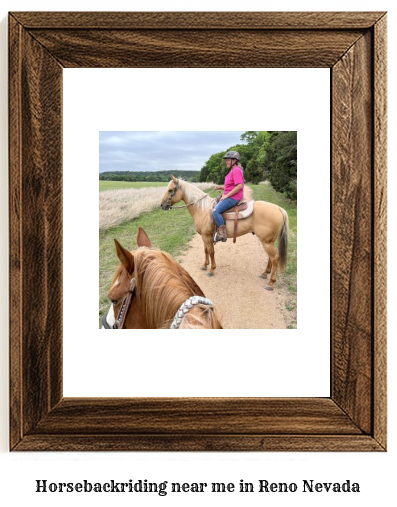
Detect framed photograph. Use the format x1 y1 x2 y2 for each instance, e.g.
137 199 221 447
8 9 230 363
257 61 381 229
9 11 387 451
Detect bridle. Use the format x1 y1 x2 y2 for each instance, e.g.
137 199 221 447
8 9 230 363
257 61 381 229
163 178 216 210
113 278 136 329
102 277 136 329
164 180 180 209
102 279 214 330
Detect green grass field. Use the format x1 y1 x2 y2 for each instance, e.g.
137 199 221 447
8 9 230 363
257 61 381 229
99 183 297 328
99 180 168 191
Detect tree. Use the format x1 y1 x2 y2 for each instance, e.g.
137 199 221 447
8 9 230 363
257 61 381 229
198 130 297 200
265 131 297 200
245 158 263 184
199 151 224 183
240 131 260 144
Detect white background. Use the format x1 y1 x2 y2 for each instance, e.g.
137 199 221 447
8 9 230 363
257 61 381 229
0 1 395 507
63 68 330 397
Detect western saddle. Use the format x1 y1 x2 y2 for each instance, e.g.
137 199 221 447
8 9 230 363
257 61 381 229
212 197 254 243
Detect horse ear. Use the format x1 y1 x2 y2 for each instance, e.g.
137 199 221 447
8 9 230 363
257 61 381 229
114 239 134 273
171 174 178 183
136 227 152 248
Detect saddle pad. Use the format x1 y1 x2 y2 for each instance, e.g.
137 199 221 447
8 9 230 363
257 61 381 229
224 200 254 220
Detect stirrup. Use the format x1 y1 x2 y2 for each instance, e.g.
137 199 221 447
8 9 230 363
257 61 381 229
213 230 223 243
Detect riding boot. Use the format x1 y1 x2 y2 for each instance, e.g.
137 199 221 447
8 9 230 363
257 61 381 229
217 225 227 242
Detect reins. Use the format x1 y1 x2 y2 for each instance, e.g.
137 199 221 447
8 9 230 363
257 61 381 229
170 296 215 329
169 186 218 209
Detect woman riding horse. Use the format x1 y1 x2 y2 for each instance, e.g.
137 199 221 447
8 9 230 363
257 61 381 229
213 151 244 243
160 175 288 289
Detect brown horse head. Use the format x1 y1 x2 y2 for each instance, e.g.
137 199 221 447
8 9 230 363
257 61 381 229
107 227 152 328
108 226 152 305
106 227 222 329
160 174 184 210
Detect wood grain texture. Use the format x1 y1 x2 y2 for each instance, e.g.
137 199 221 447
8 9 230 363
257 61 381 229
9 14 23 450
373 14 387 450
32 398 362 435
332 32 373 434
9 11 387 452
9 16 64 448
28 29 363 68
12 11 386 29
14 435 383 453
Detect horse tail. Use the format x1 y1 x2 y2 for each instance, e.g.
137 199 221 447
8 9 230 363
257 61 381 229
278 207 289 271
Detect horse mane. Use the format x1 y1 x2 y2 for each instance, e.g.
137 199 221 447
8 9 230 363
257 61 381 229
133 247 222 329
177 179 214 211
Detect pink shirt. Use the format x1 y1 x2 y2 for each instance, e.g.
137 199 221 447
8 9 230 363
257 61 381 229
224 166 244 201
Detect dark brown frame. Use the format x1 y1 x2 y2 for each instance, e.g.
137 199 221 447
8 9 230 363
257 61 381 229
9 11 387 451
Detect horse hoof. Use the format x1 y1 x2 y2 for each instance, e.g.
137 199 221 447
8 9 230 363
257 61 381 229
206 272 214 277
259 274 267 279
265 285 274 291
200 267 207 271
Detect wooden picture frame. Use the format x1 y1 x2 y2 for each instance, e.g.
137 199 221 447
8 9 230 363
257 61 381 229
9 11 387 451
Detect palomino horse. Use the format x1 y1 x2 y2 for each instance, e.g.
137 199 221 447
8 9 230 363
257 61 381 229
102 227 222 329
160 175 289 290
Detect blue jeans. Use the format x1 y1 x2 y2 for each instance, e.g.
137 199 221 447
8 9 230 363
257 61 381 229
213 197 240 226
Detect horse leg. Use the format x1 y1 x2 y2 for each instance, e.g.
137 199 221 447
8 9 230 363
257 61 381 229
259 257 272 279
201 244 209 271
261 241 279 290
203 236 216 276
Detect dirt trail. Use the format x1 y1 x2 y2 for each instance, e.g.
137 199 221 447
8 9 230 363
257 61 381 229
177 188 290 329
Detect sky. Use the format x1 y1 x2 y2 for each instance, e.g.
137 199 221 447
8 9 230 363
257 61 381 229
99 131 246 173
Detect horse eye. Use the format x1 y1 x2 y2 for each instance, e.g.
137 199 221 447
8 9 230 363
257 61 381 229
110 299 118 305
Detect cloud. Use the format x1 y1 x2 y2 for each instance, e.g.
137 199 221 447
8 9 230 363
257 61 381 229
99 131 246 172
